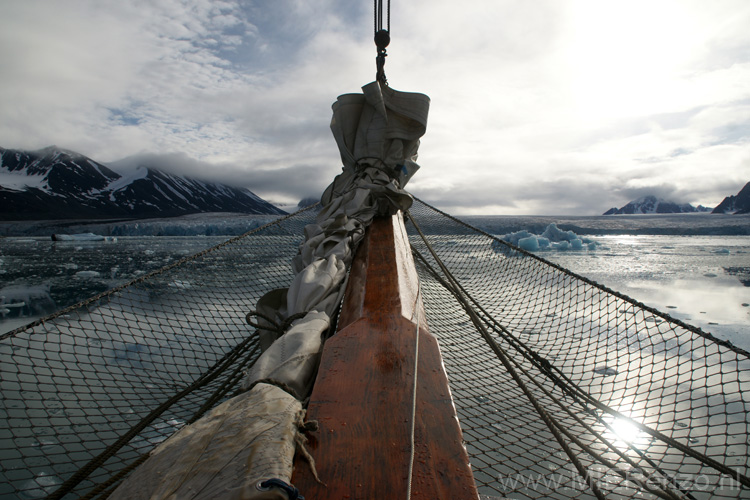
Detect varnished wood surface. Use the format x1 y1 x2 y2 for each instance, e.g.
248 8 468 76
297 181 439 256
292 213 478 499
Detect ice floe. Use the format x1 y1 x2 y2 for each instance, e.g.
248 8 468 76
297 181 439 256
498 223 598 252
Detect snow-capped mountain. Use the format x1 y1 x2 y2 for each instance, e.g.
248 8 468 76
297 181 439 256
712 182 750 214
603 195 712 215
0 146 286 220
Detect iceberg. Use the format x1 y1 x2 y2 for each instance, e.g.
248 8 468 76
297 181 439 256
52 233 115 242
0 285 57 318
499 223 598 252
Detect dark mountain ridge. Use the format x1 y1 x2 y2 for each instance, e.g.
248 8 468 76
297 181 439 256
712 182 750 214
603 195 712 215
0 146 285 220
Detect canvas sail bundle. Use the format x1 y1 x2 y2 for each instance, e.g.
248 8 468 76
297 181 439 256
106 81 430 499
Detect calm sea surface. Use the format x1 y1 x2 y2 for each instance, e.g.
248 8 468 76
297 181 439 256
0 212 749 499
1 212 749 349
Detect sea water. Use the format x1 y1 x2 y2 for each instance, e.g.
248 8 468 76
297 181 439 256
0 212 749 498
538 234 750 350
1 212 749 350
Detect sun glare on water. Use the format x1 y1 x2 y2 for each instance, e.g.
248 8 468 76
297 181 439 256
609 417 642 445
601 410 654 452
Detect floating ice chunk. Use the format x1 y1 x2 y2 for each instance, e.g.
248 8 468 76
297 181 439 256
499 223 598 253
594 366 618 376
19 471 63 499
541 223 578 242
110 342 154 369
0 285 56 317
52 232 108 241
75 270 101 278
501 230 535 247
128 418 185 452
517 236 539 252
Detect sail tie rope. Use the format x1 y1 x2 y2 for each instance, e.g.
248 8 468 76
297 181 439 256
246 310 309 337
256 478 305 500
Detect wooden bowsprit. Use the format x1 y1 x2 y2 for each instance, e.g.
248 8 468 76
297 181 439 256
292 212 479 499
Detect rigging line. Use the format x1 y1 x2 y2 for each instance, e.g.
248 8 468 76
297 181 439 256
408 202 750 487
374 0 390 33
88 343 261 500
46 334 260 500
410 246 582 407
405 283 422 500
87 342 263 500
464 299 746 491
409 247 719 500
405 211 735 498
1 202 320 343
407 218 748 493
409 248 690 500
412 197 750 360
79 454 150 500
406 210 607 500
407 210 749 491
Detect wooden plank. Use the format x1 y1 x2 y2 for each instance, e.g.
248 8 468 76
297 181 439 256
292 213 478 499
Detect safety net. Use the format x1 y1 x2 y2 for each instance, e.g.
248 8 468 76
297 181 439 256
1 199 749 499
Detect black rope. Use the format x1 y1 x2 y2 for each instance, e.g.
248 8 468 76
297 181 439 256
374 0 390 36
78 454 150 500
246 310 309 337
374 0 391 84
258 478 305 500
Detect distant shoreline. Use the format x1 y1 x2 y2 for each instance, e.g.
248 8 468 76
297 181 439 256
1 212 749 237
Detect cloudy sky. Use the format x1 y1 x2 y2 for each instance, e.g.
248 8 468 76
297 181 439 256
1 0 748 215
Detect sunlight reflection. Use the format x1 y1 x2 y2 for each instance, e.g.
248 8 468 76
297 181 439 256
602 412 651 452
610 418 640 445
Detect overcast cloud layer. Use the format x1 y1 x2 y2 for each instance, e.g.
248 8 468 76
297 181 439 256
1 0 749 214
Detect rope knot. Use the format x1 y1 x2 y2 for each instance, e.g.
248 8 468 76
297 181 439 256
246 310 309 337
256 478 304 500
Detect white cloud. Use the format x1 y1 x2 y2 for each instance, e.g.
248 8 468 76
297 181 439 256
0 0 749 214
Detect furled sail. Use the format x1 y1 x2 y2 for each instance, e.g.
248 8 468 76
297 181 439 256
108 80 430 499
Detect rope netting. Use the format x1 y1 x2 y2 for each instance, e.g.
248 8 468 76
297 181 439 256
406 199 750 500
0 208 318 500
0 200 748 499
